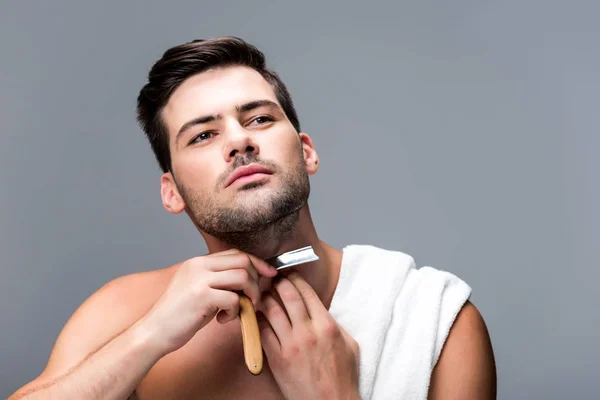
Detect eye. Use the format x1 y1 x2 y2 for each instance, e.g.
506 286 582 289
249 115 274 125
190 131 215 144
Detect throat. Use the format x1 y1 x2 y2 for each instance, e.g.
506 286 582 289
217 211 300 258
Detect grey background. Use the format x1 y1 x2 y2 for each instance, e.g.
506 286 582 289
1 1 597 399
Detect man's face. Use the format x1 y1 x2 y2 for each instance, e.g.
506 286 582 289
160 66 317 244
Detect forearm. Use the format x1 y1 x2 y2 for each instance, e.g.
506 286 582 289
10 321 165 400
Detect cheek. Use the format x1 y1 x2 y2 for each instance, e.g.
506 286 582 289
175 153 219 188
265 134 303 166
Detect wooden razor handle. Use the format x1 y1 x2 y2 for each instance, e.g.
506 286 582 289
239 294 263 375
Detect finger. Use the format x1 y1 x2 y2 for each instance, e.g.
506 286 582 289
208 269 260 305
214 250 279 278
209 290 240 320
216 309 237 324
210 248 240 256
261 292 292 341
246 252 279 277
257 311 281 356
206 253 259 282
272 277 310 326
209 253 277 279
286 272 327 320
211 248 242 256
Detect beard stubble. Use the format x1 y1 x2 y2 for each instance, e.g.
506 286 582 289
175 152 310 254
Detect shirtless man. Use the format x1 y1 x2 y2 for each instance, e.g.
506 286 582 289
9 36 496 399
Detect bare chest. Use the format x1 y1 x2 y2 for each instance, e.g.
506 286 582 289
137 374 283 400
135 321 285 400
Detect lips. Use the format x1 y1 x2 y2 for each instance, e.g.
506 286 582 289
225 164 273 187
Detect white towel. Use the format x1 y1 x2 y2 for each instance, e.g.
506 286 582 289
329 245 472 400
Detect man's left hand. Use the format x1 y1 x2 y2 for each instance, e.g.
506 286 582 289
257 272 360 400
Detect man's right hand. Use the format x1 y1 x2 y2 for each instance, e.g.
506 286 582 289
8 248 278 400
139 249 279 356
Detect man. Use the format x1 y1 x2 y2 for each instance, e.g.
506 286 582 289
9 36 496 399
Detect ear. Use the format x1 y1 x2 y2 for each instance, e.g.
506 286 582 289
161 172 186 214
299 133 319 175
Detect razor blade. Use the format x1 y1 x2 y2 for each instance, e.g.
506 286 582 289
267 246 319 270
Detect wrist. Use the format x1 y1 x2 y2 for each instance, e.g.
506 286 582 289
128 317 170 362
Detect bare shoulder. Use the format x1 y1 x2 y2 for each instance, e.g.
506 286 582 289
21 264 180 390
428 301 497 399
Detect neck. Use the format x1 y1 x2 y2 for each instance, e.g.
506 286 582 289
201 205 343 307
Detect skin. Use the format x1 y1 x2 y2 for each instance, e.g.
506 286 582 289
9 66 496 399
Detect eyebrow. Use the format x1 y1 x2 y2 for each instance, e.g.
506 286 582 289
175 99 283 144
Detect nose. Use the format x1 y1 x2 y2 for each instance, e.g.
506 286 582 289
223 121 260 161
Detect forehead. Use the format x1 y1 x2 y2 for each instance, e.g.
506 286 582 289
162 66 279 136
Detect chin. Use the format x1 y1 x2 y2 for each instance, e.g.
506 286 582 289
234 184 278 203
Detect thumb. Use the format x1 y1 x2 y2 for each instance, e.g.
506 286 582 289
216 309 237 324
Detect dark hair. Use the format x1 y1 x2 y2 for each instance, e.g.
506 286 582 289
136 36 301 173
